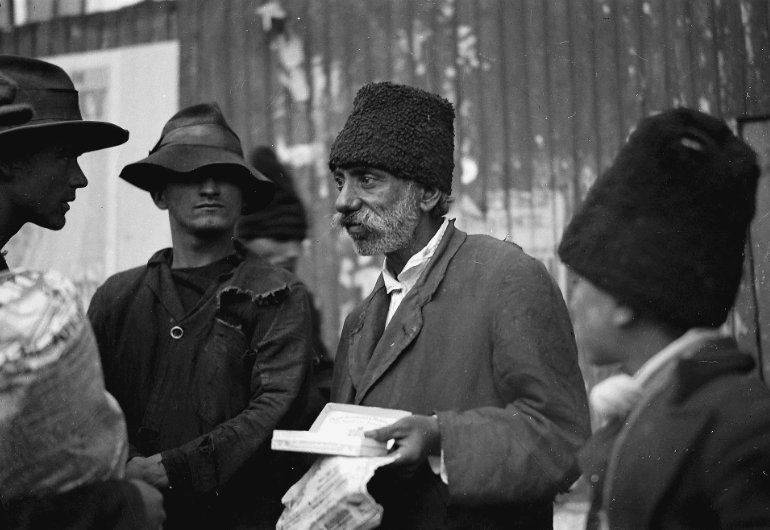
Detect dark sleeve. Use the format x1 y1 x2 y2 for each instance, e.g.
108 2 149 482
86 284 113 383
87 285 142 460
437 257 591 505
160 284 313 494
3 481 148 530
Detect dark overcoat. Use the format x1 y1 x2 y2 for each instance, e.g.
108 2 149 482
332 222 590 529
580 337 770 529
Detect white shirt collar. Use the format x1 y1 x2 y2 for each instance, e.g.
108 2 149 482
382 218 450 295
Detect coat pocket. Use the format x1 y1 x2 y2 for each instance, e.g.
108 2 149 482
193 317 255 426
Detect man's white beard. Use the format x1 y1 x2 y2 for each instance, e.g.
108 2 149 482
332 184 422 256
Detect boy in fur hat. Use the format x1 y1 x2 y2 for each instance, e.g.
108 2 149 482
329 81 590 529
559 108 770 528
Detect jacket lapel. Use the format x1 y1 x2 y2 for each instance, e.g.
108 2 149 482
608 406 712 527
144 249 185 321
353 222 467 404
607 339 755 527
345 277 389 393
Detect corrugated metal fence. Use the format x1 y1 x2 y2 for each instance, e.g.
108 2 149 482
2 0 770 380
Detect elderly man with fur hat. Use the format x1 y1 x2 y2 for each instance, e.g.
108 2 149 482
559 108 770 528
329 81 590 529
0 55 165 529
87 103 315 529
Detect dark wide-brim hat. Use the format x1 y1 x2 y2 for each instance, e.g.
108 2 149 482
558 107 760 329
119 102 274 213
0 55 128 152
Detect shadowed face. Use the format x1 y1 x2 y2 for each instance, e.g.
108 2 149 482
153 170 243 238
331 166 422 256
4 142 87 230
568 275 629 367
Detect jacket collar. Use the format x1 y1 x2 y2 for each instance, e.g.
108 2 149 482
143 247 291 321
349 219 467 403
598 337 756 527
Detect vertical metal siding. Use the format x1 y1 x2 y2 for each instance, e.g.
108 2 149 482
3 0 770 378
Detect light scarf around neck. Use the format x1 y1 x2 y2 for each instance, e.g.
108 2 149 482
590 327 726 425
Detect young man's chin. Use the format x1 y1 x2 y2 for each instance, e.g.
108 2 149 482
34 215 67 231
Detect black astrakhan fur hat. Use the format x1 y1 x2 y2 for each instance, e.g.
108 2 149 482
559 107 760 329
329 82 455 195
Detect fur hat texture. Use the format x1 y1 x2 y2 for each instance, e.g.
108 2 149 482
558 107 760 329
329 81 455 195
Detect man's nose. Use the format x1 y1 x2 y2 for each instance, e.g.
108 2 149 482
199 177 220 196
69 161 88 189
334 181 362 214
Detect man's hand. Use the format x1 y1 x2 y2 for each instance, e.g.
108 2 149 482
129 479 166 529
365 415 441 477
126 454 169 489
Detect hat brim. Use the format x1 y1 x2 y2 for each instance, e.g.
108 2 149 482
0 120 129 153
120 145 275 212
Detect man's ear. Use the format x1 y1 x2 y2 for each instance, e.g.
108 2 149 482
151 189 168 210
419 186 441 213
0 159 16 182
611 305 636 328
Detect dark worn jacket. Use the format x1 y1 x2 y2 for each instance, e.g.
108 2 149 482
332 222 590 529
88 249 313 528
580 337 770 529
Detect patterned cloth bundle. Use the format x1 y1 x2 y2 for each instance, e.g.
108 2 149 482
0 270 127 499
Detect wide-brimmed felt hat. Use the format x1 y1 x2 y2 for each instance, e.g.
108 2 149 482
119 102 274 213
0 55 128 151
0 72 33 126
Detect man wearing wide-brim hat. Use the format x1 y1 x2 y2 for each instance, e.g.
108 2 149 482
88 102 314 529
0 55 165 530
0 54 128 268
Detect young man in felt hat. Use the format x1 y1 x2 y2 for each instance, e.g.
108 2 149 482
0 55 165 530
558 108 770 528
88 102 314 529
329 81 590 529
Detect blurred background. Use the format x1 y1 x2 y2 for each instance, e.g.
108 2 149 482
1 0 769 397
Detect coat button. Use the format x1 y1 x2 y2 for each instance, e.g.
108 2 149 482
170 326 184 339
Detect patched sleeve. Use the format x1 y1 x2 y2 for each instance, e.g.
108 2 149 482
437 258 590 505
161 282 313 495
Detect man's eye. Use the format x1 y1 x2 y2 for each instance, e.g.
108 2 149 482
360 175 375 186
333 177 344 191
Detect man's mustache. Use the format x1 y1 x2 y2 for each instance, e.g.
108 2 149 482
330 210 376 230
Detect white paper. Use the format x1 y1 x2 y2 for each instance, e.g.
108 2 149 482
276 454 399 530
